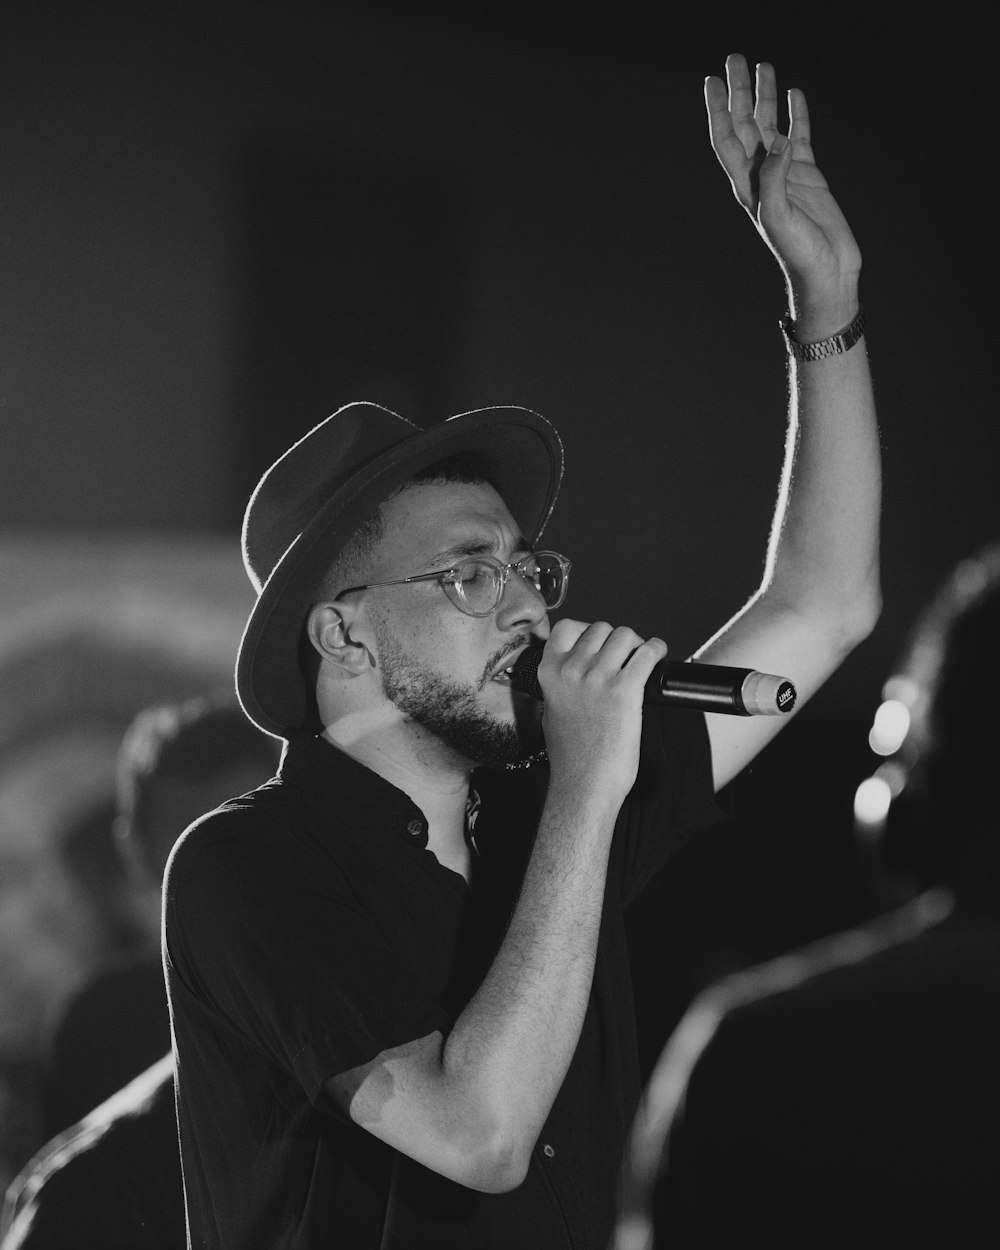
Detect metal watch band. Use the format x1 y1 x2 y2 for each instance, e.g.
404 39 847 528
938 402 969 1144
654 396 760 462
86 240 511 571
781 306 866 362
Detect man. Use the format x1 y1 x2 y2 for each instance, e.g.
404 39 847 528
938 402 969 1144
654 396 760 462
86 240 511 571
41 696 280 1138
3 696 278 1250
613 541 1000 1250
164 55 881 1248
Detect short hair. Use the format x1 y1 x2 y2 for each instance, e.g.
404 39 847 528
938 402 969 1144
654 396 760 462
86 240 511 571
315 450 500 601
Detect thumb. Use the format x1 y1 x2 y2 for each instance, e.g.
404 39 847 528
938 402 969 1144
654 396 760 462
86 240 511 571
763 131 791 168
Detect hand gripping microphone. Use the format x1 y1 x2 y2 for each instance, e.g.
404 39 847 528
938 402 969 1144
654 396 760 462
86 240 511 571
510 642 796 716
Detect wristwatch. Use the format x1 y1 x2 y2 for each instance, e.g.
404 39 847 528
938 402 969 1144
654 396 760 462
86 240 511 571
780 306 866 362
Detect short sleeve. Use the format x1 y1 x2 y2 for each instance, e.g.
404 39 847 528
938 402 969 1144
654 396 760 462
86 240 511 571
613 705 724 907
164 807 451 1105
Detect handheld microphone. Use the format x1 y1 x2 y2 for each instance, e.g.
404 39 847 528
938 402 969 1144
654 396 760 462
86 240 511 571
510 642 796 716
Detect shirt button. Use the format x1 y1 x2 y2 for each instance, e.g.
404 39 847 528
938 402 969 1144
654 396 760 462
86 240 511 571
542 1143 555 1159
406 818 425 837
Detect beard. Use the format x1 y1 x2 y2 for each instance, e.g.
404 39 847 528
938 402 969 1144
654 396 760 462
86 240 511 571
370 611 540 767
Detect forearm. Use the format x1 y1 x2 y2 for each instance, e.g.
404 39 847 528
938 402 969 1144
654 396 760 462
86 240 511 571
696 278 882 788
439 781 618 1176
334 785 618 1193
762 276 882 641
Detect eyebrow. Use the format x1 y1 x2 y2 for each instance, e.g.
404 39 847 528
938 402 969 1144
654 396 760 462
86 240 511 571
427 534 533 567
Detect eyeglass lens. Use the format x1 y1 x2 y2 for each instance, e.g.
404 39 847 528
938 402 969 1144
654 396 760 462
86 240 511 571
449 554 565 613
528 555 565 606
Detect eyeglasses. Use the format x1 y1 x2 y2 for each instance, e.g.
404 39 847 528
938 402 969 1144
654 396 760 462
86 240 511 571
338 550 571 617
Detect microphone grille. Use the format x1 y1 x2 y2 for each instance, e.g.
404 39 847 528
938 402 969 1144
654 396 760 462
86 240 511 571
511 642 545 699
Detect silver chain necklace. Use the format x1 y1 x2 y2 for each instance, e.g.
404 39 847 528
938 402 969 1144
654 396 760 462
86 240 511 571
504 748 549 771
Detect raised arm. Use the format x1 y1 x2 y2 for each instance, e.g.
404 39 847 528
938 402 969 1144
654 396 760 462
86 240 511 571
695 54 882 791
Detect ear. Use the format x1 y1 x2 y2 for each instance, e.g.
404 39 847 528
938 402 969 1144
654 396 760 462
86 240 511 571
306 603 372 676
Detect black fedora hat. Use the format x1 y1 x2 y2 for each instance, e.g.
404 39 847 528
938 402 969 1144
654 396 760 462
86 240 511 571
235 401 564 738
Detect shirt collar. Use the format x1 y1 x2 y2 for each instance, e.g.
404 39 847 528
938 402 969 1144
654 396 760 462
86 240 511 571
278 731 481 864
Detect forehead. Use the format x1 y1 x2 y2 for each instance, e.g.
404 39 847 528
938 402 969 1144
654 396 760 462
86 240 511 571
373 480 526 572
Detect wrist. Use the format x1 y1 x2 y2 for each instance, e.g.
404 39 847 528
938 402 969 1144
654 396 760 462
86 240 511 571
544 773 626 835
785 275 860 342
781 305 866 363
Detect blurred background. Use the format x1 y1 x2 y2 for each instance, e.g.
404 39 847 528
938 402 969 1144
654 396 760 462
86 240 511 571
1 0 995 1189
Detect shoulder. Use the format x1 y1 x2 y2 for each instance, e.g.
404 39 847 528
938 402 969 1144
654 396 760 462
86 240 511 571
162 776 380 968
695 892 953 1042
161 789 313 962
164 780 322 891
645 891 956 1119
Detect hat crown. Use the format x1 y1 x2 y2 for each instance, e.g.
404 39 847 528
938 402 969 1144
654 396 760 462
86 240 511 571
243 402 418 592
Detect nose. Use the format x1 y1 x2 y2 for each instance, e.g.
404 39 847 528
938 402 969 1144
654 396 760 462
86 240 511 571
494 564 550 635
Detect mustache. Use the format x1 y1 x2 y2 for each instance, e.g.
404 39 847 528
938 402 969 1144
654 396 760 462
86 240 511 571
479 635 535 689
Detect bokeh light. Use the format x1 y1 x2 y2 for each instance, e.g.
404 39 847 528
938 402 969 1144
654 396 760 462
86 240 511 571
868 698 911 757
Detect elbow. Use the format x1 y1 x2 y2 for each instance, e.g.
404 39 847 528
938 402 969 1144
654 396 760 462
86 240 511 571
841 580 883 652
435 1106 534 1192
457 1130 532 1194
811 569 882 662
853 552 884 643
480 1144 532 1194
465 1163 529 1195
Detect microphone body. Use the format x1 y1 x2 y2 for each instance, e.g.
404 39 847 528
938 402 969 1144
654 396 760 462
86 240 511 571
510 643 796 716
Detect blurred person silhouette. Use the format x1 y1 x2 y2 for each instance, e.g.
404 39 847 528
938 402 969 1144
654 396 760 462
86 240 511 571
39 694 279 1136
1 1056 179 1250
3 695 279 1248
613 539 1000 1250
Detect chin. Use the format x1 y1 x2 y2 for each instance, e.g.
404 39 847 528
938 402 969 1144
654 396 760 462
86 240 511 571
483 677 518 713
486 684 539 734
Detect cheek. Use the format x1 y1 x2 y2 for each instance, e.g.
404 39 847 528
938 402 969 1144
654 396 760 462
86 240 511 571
374 596 485 663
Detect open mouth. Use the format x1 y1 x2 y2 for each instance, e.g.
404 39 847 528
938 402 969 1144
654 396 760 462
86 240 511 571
488 646 528 685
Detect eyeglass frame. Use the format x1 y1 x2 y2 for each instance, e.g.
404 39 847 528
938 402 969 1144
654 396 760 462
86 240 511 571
336 550 572 618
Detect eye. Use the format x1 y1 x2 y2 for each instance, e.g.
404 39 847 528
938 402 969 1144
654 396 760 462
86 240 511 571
456 560 494 587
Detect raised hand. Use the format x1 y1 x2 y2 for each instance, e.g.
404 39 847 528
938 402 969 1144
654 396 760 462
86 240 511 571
705 54 860 322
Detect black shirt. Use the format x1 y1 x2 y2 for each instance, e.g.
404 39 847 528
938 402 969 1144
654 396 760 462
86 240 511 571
164 707 719 1249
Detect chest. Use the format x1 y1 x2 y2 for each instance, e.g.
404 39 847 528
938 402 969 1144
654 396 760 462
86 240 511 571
353 773 543 1012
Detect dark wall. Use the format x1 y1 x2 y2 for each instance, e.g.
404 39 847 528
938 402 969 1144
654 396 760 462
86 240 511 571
2 1 997 1047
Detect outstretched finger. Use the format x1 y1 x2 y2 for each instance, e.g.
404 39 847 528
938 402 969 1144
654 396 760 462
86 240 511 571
705 76 747 167
787 87 816 163
725 53 759 156
753 62 779 146
705 73 756 209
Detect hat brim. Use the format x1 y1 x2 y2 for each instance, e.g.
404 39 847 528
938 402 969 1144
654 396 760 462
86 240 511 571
236 406 563 738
